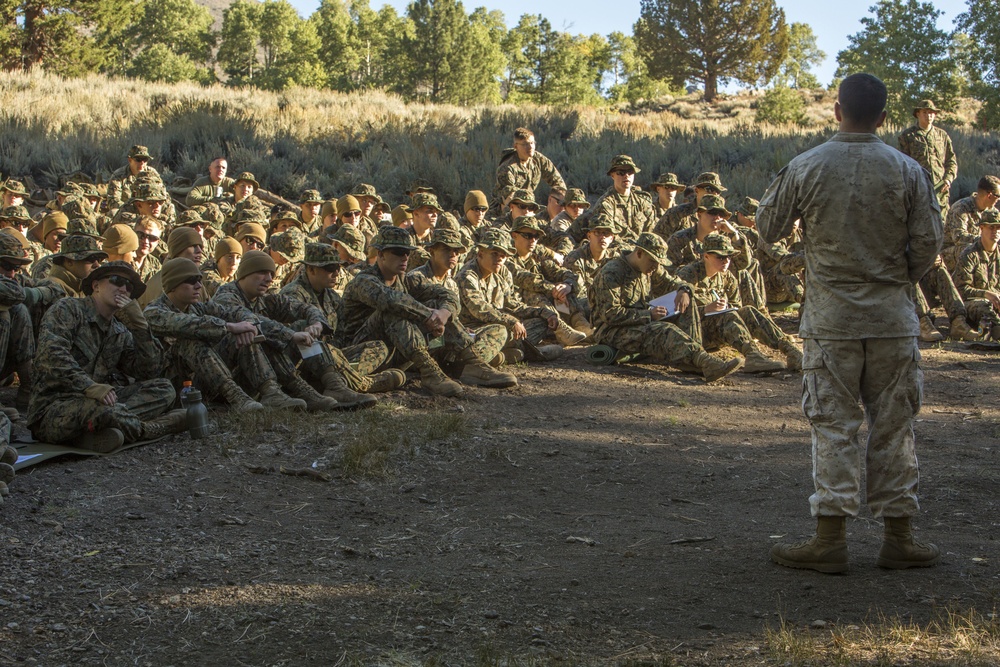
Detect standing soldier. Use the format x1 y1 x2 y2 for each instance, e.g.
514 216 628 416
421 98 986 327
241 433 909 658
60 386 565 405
491 127 566 216
106 145 161 216
898 99 957 215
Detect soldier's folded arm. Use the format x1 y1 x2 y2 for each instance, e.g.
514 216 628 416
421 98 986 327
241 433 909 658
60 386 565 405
145 306 229 343
756 167 800 244
117 323 166 380
347 273 435 323
456 272 516 327
35 321 97 395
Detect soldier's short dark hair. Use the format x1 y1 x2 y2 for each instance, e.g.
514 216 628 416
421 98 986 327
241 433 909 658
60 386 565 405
513 127 534 141
838 73 887 126
977 175 1000 196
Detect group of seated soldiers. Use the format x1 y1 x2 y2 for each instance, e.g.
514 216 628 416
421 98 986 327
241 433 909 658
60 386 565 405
0 128 996 499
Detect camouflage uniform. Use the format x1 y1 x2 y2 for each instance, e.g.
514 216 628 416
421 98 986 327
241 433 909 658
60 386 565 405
953 237 1000 328
942 196 987 271
508 233 590 335
0 277 33 405
666 222 763 308
759 130 942 518
898 121 957 211
570 186 655 243
654 201 696 240
185 176 235 207
491 149 566 214
28 296 174 445
136 253 161 284
757 228 805 303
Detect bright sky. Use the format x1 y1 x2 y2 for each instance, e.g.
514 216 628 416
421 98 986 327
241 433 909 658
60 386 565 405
287 0 969 89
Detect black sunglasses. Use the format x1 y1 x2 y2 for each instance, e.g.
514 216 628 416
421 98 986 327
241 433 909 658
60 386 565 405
385 248 410 257
244 239 264 249
0 259 23 271
106 274 134 293
181 275 203 286
470 206 488 212
135 231 160 243
516 232 541 241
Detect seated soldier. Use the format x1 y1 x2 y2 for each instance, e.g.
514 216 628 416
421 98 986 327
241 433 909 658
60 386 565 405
456 228 564 362
458 190 491 251
953 209 1000 338
654 171 726 240
544 187 589 256
1 179 29 209
913 255 979 342
133 215 163 282
145 257 307 412
568 155 655 243
757 215 805 305
564 214 622 323
106 145 161 215
27 211 67 279
297 190 323 234
507 216 590 343
213 251 367 410
943 175 1000 271
29 261 187 452
677 234 802 372
0 265 33 415
185 157 234 207
235 222 267 254
407 228 515 384
137 227 205 308
0 205 32 238
492 189 539 232
391 204 413 230
281 242 405 395
328 224 368 293
101 224 139 264
351 184 384 231
343 227 502 397
590 233 742 382
201 236 242 300
336 195 379 246
651 173 685 218
2 229 67 346
267 228 305 292
40 234 107 299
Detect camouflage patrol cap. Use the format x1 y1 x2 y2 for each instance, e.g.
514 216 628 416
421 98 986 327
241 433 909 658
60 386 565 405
476 228 515 256
236 222 267 245
508 189 540 210
52 234 108 264
0 205 31 224
607 155 641 175
302 242 343 268
391 205 412 226
371 225 416 251
0 231 30 265
299 189 323 204
1 179 29 196
696 194 731 217
437 211 460 231
128 145 152 160
694 172 727 192
56 182 83 198
979 209 1000 226
427 227 466 250
234 172 260 189
61 196 95 221
330 224 367 261
337 195 362 216
78 182 101 199
563 188 590 207
132 182 167 203
738 197 759 219
352 184 381 202
405 180 435 196
271 209 303 230
410 192 444 213
269 228 305 263
702 233 737 257
176 210 208 228
634 232 669 266
196 202 226 229
652 172 684 189
84 260 145 298
587 213 621 234
913 99 940 117
66 217 101 239
511 215 545 235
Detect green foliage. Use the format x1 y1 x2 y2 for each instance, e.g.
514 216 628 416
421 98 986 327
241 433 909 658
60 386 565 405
835 0 960 125
778 22 824 89
217 0 260 84
634 0 789 102
956 0 1000 129
756 86 807 125
128 44 198 83
126 0 215 83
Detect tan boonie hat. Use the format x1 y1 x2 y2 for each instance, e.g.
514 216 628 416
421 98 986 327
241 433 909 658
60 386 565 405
371 226 416 251
702 233 737 256
128 145 152 160
476 228 515 256
61 196 94 220
161 257 202 294
236 222 267 244
634 232 669 266
979 209 1000 226
0 232 30 265
738 197 759 219
464 190 489 212
694 172 727 192
563 188 590 207
511 215 544 235
391 205 412 226
652 173 685 189
233 172 260 189
52 235 108 263
0 205 31 224
237 250 276 280
299 189 323 204
302 242 343 267
330 224 367 261
84 260 145 298
214 236 243 262
607 155 641 175
437 211 460 231
508 189 539 209
337 195 361 216
352 184 381 203
427 227 466 250
1 179 29 196
167 227 203 258
913 99 940 117
102 224 139 255
697 194 731 217
410 192 444 212
269 228 305 263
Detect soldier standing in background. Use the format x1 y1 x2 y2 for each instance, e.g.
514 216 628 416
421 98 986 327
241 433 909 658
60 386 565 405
898 99 957 216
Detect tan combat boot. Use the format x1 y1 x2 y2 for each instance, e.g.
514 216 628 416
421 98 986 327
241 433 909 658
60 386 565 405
80 428 125 452
219 380 264 412
412 350 464 397
140 409 189 440
876 517 940 569
692 350 743 382
285 376 340 412
553 319 588 347
365 369 406 393
779 340 803 371
771 516 849 574
257 380 307 410
918 315 944 342
459 350 518 388
949 316 979 342
741 347 785 373
321 369 377 410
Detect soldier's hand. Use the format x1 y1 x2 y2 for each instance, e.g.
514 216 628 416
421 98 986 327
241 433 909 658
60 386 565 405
291 331 315 347
552 283 571 300
718 220 737 235
650 305 668 321
674 291 691 314
103 389 118 406
114 293 131 309
425 308 451 335
552 252 565 265
547 314 559 330
511 322 527 340
706 298 728 313
304 322 324 338
986 292 1000 310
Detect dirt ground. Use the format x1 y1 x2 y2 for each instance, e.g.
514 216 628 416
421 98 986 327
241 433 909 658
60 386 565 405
1 316 999 666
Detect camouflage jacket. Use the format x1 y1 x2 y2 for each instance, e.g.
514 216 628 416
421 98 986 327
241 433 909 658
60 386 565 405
185 176 235 207
29 253 54 281
569 187 655 243
508 249 579 300
332 261 364 295
145 293 251 349
589 253 687 338
212 280 325 346
0 275 24 310
455 259 556 329
667 225 752 272
944 196 986 252
654 201 697 240
676 260 741 311
29 296 165 424
564 241 615 298
954 239 1000 300
136 253 161 284
280 269 347 346
491 149 566 213
898 124 957 198
406 262 460 302
106 165 162 211
341 262 455 342
757 227 803 275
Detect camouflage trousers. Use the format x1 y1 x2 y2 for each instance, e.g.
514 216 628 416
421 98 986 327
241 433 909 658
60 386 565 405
964 299 996 330
739 266 768 311
503 317 554 357
914 264 966 321
524 291 593 337
166 338 277 402
801 337 922 518
30 379 176 445
764 267 805 304
298 340 390 392
701 306 790 354
598 320 702 368
0 304 35 378
353 310 480 364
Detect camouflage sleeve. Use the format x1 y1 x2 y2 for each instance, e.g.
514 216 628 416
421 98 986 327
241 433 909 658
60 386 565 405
116 320 166 381
666 232 691 268
728 230 753 271
943 133 957 185
953 251 989 300
651 266 690 301
537 153 566 193
343 272 435 324
500 269 556 321
144 300 229 343
494 159 522 207
675 265 712 307
21 280 64 309
897 131 913 159
35 301 103 395
512 262 556 296
212 289 297 344
261 293 327 329
757 166 801 244
944 206 980 248
0 276 25 308
591 265 651 327
456 269 518 327
404 271 461 317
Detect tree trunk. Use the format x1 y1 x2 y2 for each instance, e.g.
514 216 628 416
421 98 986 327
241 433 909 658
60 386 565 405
23 1 45 69
704 74 718 103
